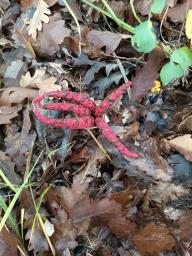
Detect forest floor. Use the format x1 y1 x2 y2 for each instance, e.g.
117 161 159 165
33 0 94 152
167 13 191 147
0 0 192 255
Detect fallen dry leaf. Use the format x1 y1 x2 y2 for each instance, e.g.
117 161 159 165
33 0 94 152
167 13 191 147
36 17 71 56
4 59 27 87
73 144 107 183
107 216 136 238
0 151 21 185
0 87 38 106
169 134 192 162
60 182 89 211
178 210 192 242
167 0 192 22
5 106 36 171
20 69 62 93
26 223 49 254
27 0 51 39
70 197 122 224
135 0 152 16
59 183 135 238
0 105 22 125
0 0 10 9
148 182 187 204
51 209 78 251
133 224 175 256
132 48 166 100
109 1 128 19
86 30 128 55
0 228 18 256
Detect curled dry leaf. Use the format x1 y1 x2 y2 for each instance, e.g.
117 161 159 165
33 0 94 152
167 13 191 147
27 0 51 39
0 87 38 106
132 48 166 100
168 134 192 162
20 69 62 93
133 224 175 256
0 105 22 125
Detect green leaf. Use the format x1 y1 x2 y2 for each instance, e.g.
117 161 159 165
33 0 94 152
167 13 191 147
160 62 184 86
151 0 166 14
171 47 192 72
131 21 157 53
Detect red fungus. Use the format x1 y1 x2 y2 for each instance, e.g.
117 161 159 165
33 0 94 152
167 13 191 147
32 81 139 159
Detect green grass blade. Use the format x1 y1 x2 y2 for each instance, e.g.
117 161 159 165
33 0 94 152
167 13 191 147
0 152 43 232
0 194 20 237
0 169 17 193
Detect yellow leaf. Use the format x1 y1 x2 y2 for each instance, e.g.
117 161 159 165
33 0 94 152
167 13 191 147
27 0 51 39
185 9 192 41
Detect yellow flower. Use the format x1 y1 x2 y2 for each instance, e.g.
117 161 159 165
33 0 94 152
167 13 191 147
151 80 161 93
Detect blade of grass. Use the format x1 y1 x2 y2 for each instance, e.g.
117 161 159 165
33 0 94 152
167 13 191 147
0 151 43 232
0 169 17 193
0 194 20 237
20 208 25 242
86 129 111 160
29 185 55 255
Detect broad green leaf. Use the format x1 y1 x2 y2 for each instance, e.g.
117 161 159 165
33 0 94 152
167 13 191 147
185 9 192 40
151 0 166 14
131 21 157 53
171 47 192 72
160 62 184 86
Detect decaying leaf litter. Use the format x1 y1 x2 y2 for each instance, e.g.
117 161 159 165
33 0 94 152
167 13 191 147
0 0 192 255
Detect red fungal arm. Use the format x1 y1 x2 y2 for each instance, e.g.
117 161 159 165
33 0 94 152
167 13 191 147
32 82 139 159
96 117 138 158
